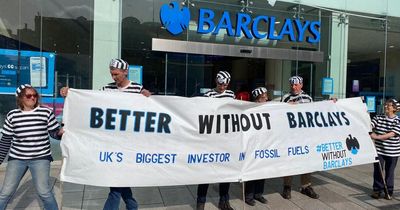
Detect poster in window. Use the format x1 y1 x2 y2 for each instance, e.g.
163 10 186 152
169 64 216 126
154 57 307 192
128 65 143 84
365 96 376 113
321 77 334 95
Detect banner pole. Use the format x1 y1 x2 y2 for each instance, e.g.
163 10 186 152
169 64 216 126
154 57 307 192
59 159 63 210
378 160 391 199
241 181 245 210
372 141 391 200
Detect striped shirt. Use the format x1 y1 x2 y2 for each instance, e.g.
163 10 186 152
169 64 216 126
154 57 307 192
281 91 313 104
204 89 235 99
101 81 143 93
371 115 400 157
0 106 60 162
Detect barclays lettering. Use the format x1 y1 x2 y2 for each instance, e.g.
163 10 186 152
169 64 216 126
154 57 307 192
160 2 320 44
197 9 320 43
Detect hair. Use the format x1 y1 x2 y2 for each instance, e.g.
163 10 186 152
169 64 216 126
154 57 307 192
16 87 40 110
386 98 399 112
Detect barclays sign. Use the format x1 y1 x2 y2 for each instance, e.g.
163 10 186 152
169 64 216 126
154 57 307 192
160 1 320 44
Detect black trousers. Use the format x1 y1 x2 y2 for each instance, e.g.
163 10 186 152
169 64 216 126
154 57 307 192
245 179 265 199
373 154 398 195
197 183 230 203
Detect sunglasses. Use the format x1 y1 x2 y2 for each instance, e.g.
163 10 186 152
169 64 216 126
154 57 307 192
25 94 38 99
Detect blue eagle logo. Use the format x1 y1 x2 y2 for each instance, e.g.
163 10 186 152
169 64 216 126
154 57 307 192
160 1 190 35
346 134 360 155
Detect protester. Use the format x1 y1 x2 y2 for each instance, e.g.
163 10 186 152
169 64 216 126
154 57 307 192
60 58 150 210
280 76 319 199
0 84 63 210
370 98 400 200
244 87 268 206
197 71 235 210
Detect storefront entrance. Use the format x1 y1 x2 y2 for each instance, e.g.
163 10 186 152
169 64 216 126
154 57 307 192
155 39 320 100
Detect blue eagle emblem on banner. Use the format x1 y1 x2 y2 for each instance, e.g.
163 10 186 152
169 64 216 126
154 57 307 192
160 1 190 35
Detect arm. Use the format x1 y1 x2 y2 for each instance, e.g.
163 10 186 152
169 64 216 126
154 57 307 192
47 110 63 140
49 128 63 140
0 135 12 164
370 132 396 141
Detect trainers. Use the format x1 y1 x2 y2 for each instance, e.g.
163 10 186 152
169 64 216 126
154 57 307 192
300 186 319 199
282 185 291 199
218 201 234 210
371 191 382 199
196 202 205 210
245 198 256 206
254 195 268 204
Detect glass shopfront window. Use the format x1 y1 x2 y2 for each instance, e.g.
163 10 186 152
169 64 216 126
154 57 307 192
0 0 93 159
387 16 400 111
347 14 399 114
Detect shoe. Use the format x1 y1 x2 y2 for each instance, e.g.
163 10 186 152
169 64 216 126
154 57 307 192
300 186 319 199
282 185 291 199
371 191 382 199
218 201 234 210
384 192 393 200
245 198 256 206
254 195 268 204
196 202 205 210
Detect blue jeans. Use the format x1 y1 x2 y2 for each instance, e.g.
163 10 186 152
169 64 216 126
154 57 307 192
103 187 138 210
0 159 58 210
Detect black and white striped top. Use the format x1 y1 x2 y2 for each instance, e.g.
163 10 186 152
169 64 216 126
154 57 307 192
0 106 61 163
101 81 143 93
204 89 235 99
371 115 400 157
281 91 313 104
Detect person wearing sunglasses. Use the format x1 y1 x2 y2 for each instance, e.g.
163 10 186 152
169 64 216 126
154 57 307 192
0 84 64 210
244 87 269 206
60 58 150 210
197 71 235 210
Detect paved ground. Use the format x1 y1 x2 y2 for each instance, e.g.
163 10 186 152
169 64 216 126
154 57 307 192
1 161 400 210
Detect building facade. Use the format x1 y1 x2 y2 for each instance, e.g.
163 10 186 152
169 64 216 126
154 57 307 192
0 0 400 125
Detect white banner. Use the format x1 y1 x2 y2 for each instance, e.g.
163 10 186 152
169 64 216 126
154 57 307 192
60 89 377 187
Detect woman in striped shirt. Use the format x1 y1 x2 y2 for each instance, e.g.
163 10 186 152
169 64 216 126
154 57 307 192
370 99 400 200
0 84 63 210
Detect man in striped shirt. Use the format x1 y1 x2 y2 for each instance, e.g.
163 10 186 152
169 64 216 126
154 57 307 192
202 71 235 99
197 71 235 210
280 76 319 200
60 58 150 210
370 99 400 199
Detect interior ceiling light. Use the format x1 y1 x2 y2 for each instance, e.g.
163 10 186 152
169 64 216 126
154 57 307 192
389 45 395 48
